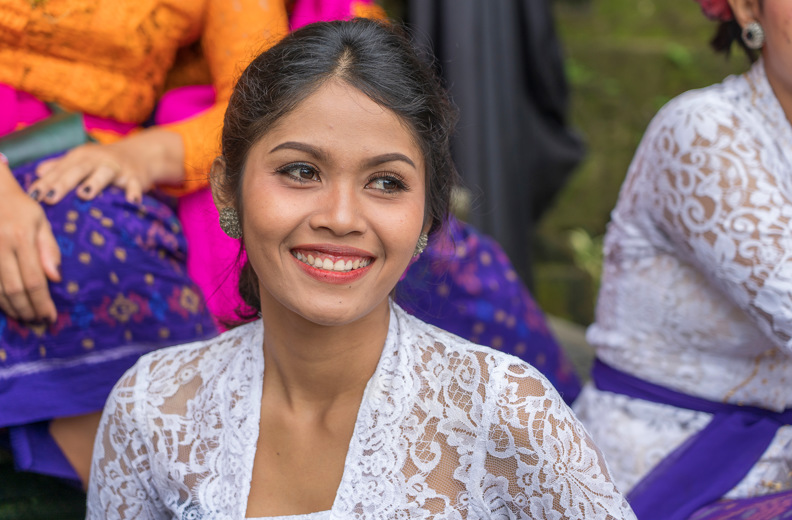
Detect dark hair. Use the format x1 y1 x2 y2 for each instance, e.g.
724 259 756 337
214 18 459 317
710 20 760 62
710 1 763 62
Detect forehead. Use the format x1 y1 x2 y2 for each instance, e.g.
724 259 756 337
256 79 424 165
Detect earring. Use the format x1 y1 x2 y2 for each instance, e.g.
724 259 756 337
413 233 429 257
742 21 765 50
218 207 242 239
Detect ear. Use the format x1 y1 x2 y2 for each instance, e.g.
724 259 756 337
727 0 762 27
209 156 232 210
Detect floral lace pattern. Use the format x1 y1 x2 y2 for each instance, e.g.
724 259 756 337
575 59 792 497
88 303 635 519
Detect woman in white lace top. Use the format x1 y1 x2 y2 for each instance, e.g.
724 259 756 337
85 18 635 520
572 0 792 519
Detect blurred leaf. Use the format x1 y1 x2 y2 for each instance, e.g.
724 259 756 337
565 58 593 87
665 42 693 69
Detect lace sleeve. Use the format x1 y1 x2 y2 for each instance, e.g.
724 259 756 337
637 96 792 350
481 362 635 519
86 365 166 520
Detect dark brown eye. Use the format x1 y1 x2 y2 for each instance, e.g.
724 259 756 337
278 163 320 183
367 174 407 193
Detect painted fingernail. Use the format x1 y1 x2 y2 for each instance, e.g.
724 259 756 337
45 190 55 200
29 189 40 200
82 185 91 194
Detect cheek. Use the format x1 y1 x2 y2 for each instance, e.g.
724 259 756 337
380 200 427 252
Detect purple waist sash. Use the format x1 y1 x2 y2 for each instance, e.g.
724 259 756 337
592 359 792 520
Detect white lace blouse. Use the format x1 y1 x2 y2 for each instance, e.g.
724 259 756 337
86 302 635 519
573 59 792 498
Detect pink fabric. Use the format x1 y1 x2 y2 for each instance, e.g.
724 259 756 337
177 188 248 325
0 83 137 137
0 84 51 136
154 86 249 326
153 85 218 126
289 0 373 30
83 115 137 135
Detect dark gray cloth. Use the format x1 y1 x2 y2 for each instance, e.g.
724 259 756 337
406 0 585 286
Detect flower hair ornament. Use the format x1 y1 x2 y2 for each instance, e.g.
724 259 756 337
694 0 734 22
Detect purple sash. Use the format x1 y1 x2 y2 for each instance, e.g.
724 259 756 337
593 360 792 520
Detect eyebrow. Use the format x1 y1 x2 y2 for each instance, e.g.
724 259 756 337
270 142 417 170
363 153 416 170
270 142 329 161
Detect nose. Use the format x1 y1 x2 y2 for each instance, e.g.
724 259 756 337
308 181 367 236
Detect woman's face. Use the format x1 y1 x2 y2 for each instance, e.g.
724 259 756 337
240 79 427 326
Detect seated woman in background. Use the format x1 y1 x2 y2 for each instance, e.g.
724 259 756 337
0 0 289 486
572 0 792 518
87 19 634 519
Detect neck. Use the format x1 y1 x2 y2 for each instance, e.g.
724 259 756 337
257 298 391 414
762 54 792 125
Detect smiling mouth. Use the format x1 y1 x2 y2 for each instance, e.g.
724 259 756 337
292 251 373 272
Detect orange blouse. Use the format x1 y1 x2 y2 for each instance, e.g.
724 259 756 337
0 0 289 193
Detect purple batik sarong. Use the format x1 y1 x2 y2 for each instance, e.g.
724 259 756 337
0 155 218 480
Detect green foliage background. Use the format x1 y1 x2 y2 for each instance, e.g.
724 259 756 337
533 0 746 324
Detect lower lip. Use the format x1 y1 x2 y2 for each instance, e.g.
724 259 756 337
292 255 373 284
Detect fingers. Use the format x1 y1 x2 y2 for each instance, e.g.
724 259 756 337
122 177 144 204
31 146 122 204
0 235 56 322
37 220 62 283
0 188 61 323
32 156 93 204
76 163 118 201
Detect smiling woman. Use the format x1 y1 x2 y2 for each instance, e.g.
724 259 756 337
86 18 636 520
237 79 426 327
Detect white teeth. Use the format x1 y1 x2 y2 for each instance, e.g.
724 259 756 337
293 251 371 272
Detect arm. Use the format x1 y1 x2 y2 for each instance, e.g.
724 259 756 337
159 0 289 195
28 0 289 202
481 363 635 519
640 97 792 350
87 367 165 520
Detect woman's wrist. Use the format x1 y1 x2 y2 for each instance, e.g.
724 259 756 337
0 161 26 195
134 128 186 186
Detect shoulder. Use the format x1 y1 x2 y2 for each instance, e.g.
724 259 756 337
648 80 739 138
393 304 562 404
643 72 759 150
116 321 262 403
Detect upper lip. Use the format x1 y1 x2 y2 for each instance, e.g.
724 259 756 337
291 243 375 258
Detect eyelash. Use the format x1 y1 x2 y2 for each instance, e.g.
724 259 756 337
276 162 320 184
275 163 409 193
366 172 409 194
